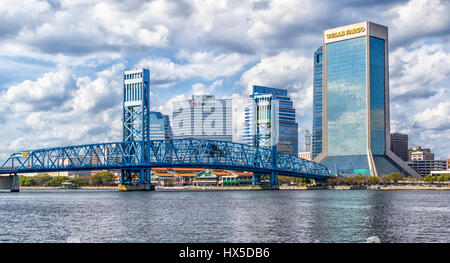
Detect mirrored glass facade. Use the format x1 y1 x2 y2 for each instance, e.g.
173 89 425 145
326 36 367 156
149 111 172 140
244 86 298 156
369 36 386 155
312 46 323 159
318 22 419 178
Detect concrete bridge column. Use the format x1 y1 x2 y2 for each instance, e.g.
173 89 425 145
0 173 19 192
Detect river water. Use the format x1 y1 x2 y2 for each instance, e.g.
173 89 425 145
0 189 449 243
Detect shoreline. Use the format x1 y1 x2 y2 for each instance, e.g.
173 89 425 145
20 186 117 190
17 185 450 191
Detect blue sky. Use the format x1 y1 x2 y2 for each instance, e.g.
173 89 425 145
0 0 449 161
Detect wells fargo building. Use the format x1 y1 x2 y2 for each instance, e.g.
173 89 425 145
314 21 419 177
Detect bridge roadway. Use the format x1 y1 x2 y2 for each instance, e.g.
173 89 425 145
0 138 331 181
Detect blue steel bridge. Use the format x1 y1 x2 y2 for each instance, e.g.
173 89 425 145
0 139 330 185
0 68 330 190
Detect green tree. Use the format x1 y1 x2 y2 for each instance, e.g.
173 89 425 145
44 176 69 187
69 177 89 186
33 173 52 186
366 176 380 185
90 171 115 185
335 175 345 185
389 172 404 183
381 175 391 184
277 175 292 184
407 176 418 182
19 175 35 186
435 174 450 182
423 174 434 183
327 176 337 186
344 176 355 185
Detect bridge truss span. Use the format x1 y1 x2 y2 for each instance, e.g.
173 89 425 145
0 139 330 181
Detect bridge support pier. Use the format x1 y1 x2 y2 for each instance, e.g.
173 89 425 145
118 183 154 191
0 173 19 192
251 172 279 190
119 168 154 191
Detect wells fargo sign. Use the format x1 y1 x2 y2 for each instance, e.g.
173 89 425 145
326 27 365 39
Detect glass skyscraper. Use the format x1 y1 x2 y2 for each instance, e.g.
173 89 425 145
314 21 419 177
149 111 172 140
172 95 232 141
312 46 323 160
243 85 298 156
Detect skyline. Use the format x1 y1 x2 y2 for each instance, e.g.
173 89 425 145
0 0 449 161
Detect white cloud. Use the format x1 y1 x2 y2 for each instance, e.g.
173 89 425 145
1 70 76 112
73 64 124 113
137 51 254 87
390 43 450 101
240 51 312 114
389 0 450 47
0 65 125 158
388 42 449 157
413 101 450 131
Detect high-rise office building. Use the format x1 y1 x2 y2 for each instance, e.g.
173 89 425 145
149 111 172 140
172 95 232 141
243 85 298 156
312 46 323 160
390 133 408 161
314 21 419 177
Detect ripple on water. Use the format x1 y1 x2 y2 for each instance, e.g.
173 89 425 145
0 189 449 242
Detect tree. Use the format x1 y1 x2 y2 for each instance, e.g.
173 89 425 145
90 171 115 186
436 174 450 182
327 176 337 186
33 173 52 186
407 176 418 182
423 174 434 183
44 176 69 187
278 175 292 184
389 172 404 183
70 177 89 186
381 175 391 184
344 176 355 185
366 176 380 185
19 175 35 186
335 175 345 185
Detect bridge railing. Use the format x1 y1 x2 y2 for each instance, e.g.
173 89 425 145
0 139 330 178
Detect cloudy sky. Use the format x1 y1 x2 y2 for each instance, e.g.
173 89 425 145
0 0 449 161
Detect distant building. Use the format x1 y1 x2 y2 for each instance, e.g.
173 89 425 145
447 158 450 170
312 46 323 160
172 95 232 141
305 129 312 153
408 146 434 161
298 152 312 161
431 170 450 176
390 133 408 161
150 111 172 140
407 160 446 177
243 85 298 156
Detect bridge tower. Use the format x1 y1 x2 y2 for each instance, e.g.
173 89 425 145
119 68 152 191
